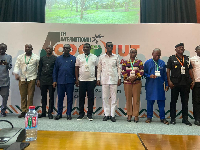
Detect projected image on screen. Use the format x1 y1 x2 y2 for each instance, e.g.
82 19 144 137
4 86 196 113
46 0 140 24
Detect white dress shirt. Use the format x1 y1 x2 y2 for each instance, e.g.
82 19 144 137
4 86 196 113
13 53 40 81
75 53 98 81
97 53 121 84
190 55 200 82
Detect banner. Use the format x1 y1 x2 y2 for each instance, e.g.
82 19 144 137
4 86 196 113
0 23 199 118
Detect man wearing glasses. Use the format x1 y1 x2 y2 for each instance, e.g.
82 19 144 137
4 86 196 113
97 42 121 122
53 44 76 120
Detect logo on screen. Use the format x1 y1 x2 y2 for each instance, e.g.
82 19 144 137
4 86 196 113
40 32 139 58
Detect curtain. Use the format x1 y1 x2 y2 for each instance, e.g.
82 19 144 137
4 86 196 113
140 0 197 23
0 0 46 22
196 0 200 23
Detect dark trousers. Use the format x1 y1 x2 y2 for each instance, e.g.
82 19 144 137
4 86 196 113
40 85 55 115
170 85 190 120
79 81 95 117
192 82 200 121
0 86 9 114
57 84 74 115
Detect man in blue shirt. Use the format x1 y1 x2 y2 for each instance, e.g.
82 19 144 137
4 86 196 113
144 48 169 125
53 44 76 120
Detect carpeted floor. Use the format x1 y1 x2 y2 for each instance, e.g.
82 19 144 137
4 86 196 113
0 114 200 135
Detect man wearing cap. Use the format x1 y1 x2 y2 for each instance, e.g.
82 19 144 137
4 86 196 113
190 45 200 126
144 48 169 124
0 43 12 117
167 43 195 126
97 42 121 122
37 45 57 119
53 44 76 120
13 44 40 118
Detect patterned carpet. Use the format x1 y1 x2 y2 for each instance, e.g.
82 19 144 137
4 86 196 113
0 114 200 135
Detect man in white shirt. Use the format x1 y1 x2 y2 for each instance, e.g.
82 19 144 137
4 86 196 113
13 44 40 118
190 45 200 126
97 42 121 122
75 43 98 121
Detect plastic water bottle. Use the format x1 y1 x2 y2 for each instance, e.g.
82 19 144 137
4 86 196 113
25 106 38 141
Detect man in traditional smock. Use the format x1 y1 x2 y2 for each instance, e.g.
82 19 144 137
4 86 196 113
144 48 169 124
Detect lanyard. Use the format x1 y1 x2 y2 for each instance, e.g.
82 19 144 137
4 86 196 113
130 59 135 70
152 59 159 71
85 54 90 64
176 56 184 66
25 54 32 65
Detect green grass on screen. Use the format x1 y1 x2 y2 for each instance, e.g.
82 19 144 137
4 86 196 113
45 0 140 24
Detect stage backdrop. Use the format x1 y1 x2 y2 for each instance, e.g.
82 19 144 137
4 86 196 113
0 23 199 119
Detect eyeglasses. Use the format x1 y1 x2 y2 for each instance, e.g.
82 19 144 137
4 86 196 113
107 45 113 47
63 47 71 49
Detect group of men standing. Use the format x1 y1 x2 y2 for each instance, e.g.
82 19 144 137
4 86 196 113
1 42 200 126
1 42 121 122
144 43 196 126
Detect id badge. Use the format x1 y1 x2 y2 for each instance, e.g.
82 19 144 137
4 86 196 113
181 66 185 74
22 65 27 72
130 70 135 77
85 64 89 72
155 71 160 77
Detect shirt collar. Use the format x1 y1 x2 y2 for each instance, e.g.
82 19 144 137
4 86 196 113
105 53 114 57
62 54 71 57
84 53 91 57
0 53 7 56
175 54 184 60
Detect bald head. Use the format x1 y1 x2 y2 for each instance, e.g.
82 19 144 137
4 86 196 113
63 44 71 56
0 43 7 55
195 45 200 57
45 45 53 55
46 45 53 49
63 44 71 48
152 48 161 61
153 48 161 53
25 44 33 56
25 44 32 48
195 45 200 51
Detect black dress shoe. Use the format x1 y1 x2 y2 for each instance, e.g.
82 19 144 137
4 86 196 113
194 120 200 126
182 120 192 126
161 119 169 125
18 112 26 118
87 116 93 121
48 114 53 119
110 116 116 122
54 114 62 120
127 119 131 122
1 112 6 117
38 114 46 118
127 115 132 122
103 116 109 121
134 117 139 123
170 119 176 125
67 115 72 120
